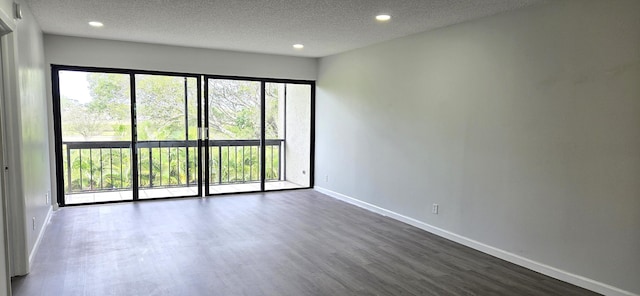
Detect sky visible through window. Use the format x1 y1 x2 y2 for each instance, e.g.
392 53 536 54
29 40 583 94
59 71 90 103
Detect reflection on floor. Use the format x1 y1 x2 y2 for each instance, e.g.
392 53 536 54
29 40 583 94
65 181 305 204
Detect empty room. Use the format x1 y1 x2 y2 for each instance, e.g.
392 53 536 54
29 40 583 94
0 0 638 295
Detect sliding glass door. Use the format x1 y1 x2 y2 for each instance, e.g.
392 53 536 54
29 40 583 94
54 67 202 205
264 83 312 191
204 77 313 195
135 74 201 199
57 70 134 204
53 66 313 206
205 79 262 194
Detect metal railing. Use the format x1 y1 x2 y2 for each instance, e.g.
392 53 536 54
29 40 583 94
63 139 283 194
207 139 283 185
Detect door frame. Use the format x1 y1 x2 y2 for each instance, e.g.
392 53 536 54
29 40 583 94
0 18 13 294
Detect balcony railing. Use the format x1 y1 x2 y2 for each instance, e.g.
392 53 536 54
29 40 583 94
63 139 284 194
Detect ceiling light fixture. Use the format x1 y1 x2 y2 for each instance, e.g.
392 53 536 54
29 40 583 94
376 14 391 22
293 44 304 49
88 21 104 27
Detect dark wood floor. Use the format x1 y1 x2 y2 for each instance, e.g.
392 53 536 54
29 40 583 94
12 189 599 296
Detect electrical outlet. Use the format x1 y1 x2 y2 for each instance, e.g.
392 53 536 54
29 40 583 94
432 204 439 215
32 217 36 230
325 175 329 182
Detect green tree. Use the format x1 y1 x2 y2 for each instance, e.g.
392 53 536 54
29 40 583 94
136 75 197 140
62 73 284 192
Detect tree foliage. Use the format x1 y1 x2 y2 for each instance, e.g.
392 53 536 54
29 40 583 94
61 73 283 193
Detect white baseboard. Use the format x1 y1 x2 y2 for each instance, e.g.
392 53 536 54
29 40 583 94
314 186 637 296
28 206 52 268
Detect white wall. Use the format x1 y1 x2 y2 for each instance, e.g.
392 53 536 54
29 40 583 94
315 0 640 295
0 0 10 23
0 0 52 278
44 35 317 80
15 0 51 270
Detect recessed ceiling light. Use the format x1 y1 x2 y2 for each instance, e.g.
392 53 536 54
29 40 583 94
293 44 304 49
376 14 391 22
88 21 104 27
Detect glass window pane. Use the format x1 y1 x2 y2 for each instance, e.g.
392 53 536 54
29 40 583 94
265 83 311 191
135 74 199 199
207 79 262 194
59 70 133 204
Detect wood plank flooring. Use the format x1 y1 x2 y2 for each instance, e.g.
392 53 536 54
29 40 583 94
11 190 600 296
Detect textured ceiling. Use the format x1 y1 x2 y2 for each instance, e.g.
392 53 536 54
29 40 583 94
24 0 542 58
